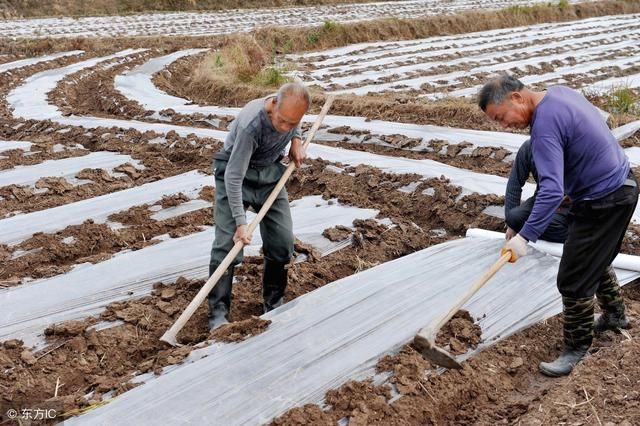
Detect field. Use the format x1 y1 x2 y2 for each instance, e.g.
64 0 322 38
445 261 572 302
1 0 640 424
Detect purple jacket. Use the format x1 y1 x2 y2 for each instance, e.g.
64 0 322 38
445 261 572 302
520 86 629 242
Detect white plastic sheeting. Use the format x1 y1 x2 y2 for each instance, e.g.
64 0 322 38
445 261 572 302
584 72 640 93
307 143 640 224
150 199 211 221
113 48 238 117
442 53 640 100
0 196 378 346
0 140 32 154
0 0 565 39
613 120 640 142
300 25 636 77
11 46 637 223
291 14 636 62
467 228 640 272
114 49 620 154
626 147 640 168
289 14 640 97
0 151 140 188
6 49 227 140
70 235 640 425
307 143 536 198
113 49 529 151
0 50 83 73
0 170 210 245
328 34 640 91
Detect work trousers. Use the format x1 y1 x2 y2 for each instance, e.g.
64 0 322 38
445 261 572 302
557 172 638 299
209 159 294 269
506 196 569 243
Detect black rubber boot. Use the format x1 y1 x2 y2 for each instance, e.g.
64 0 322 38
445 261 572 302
594 266 630 333
263 259 288 313
207 264 234 331
594 312 630 333
539 296 594 377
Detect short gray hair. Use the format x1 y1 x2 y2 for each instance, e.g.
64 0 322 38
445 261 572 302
478 74 524 111
276 82 311 111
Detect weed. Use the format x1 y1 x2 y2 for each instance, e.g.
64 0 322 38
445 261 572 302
605 86 639 114
323 20 338 32
214 54 223 68
307 30 321 45
503 4 537 15
253 67 291 87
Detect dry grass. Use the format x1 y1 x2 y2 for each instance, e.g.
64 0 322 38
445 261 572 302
0 0 376 18
3 0 639 58
160 57 507 130
253 0 640 55
168 0 640 127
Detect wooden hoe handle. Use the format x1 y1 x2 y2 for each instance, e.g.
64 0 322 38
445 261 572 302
419 251 511 339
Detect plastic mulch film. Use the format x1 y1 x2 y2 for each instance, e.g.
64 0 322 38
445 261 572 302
0 196 377 347
0 50 83 73
0 170 209 245
70 236 640 425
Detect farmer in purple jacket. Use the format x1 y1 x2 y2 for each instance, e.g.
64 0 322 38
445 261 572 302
478 75 638 377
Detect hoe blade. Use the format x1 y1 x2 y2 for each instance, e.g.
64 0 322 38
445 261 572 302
413 334 462 370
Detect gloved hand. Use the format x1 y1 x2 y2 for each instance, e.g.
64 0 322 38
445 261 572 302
501 233 528 262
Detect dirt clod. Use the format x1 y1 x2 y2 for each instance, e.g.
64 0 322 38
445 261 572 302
209 317 272 343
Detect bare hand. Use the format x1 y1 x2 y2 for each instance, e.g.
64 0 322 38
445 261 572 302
505 226 516 240
288 137 306 168
233 224 252 245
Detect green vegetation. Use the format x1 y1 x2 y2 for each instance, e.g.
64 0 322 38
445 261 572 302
306 30 321 45
605 86 639 114
253 67 291 87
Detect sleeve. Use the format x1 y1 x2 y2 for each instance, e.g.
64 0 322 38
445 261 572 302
505 140 531 216
292 126 302 140
224 129 257 226
519 124 565 242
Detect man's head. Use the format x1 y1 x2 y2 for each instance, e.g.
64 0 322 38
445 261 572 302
478 75 534 129
268 82 310 133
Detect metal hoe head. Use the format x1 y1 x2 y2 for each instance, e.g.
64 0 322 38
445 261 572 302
160 331 182 347
413 334 462 370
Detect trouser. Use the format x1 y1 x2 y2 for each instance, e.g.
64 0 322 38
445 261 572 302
208 159 294 309
557 171 638 348
506 196 569 243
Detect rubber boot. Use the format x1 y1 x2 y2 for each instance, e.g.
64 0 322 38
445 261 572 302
263 259 288 314
539 296 593 377
207 264 234 331
594 266 630 333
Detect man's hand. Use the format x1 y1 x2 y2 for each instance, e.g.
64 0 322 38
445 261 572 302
505 226 516 240
233 224 252 245
288 137 306 168
501 233 528 263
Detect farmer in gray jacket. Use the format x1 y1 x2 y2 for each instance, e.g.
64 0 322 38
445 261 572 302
208 82 310 330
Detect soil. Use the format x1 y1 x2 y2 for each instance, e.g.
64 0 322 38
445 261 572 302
209 317 272 343
433 310 483 356
272 283 640 425
322 225 352 242
1 13 640 425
